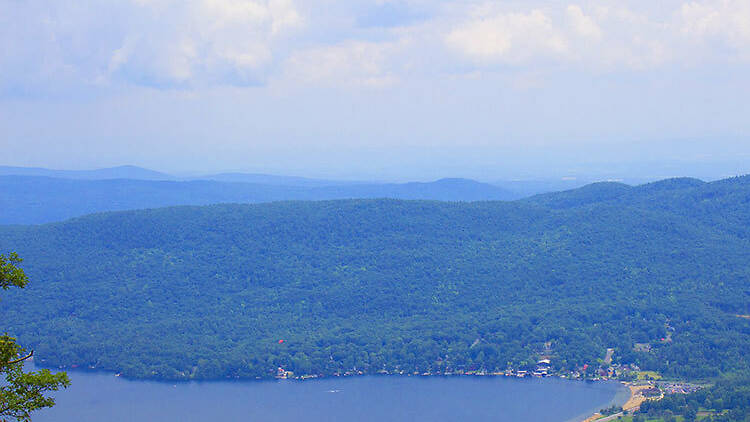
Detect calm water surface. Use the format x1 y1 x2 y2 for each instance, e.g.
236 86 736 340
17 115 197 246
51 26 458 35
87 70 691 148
34 369 628 422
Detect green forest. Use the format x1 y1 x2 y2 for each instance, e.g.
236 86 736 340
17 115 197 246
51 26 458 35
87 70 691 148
0 176 749 392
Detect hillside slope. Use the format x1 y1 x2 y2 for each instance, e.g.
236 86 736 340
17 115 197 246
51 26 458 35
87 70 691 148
1 177 749 380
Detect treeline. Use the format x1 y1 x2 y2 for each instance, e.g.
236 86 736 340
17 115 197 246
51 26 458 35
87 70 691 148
0 176 748 382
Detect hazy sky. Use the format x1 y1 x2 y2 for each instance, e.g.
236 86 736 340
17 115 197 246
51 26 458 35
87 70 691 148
1 0 749 181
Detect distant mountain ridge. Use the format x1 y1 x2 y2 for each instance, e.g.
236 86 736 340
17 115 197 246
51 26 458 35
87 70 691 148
0 165 357 187
193 172 362 187
0 175 519 224
2 165 744 226
0 165 173 181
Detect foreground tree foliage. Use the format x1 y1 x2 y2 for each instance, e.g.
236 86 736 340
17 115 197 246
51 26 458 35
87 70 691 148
1 253 69 422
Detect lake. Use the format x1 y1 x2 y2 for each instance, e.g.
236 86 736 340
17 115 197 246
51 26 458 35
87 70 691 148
32 368 629 422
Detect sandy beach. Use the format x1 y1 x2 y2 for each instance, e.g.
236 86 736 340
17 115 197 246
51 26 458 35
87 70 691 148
581 382 654 422
622 384 653 411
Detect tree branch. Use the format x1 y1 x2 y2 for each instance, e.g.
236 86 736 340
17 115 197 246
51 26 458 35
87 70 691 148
4 350 33 366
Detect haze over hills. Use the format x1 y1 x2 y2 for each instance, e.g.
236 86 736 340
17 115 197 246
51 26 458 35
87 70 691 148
0 175 519 225
0 164 645 198
0 165 173 181
1 175 748 382
193 172 363 187
0 164 742 225
0 165 354 186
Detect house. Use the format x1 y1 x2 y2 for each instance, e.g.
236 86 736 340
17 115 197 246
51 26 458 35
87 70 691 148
634 343 652 353
535 359 552 375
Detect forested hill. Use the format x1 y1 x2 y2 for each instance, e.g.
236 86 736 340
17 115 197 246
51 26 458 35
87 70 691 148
0 176 518 224
524 177 707 209
0 176 749 381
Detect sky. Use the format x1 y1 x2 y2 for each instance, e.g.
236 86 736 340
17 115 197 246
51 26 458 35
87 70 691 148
1 0 750 181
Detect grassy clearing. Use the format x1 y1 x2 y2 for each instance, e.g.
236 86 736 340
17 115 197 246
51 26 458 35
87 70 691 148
636 371 663 380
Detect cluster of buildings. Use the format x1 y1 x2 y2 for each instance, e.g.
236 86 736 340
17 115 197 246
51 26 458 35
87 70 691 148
274 347 696 387
532 358 551 377
275 367 295 379
660 382 701 395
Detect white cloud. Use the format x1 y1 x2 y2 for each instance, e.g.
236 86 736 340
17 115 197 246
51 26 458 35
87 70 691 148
280 40 403 88
268 0 304 34
3 0 750 95
441 3 681 71
445 9 568 64
0 0 305 91
566 5 602 40
582 5 672 70
680 0 750 59
104 0 304 86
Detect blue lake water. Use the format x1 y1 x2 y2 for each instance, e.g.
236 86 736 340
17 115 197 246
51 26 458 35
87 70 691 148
32 368 629 422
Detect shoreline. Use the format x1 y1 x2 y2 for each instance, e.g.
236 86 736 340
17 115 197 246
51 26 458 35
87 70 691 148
31 359 621 384
34 362 631 421
32 361 629 389
580 382 658 422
